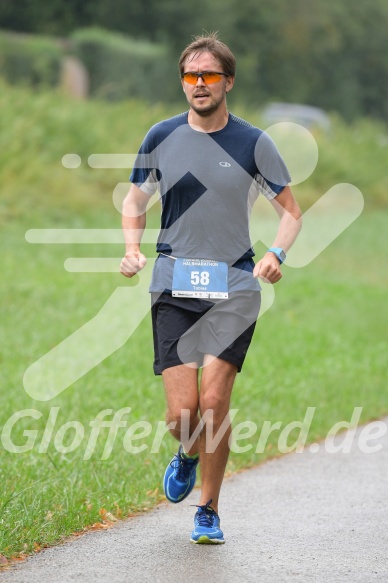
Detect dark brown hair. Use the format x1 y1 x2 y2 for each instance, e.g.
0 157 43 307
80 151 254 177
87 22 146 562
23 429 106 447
178 32 236 77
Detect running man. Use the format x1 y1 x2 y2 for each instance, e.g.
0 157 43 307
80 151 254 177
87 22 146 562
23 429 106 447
120 33 302 544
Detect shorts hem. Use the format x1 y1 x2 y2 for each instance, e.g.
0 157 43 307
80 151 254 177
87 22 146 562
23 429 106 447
154 358 198 376
154 354 245 376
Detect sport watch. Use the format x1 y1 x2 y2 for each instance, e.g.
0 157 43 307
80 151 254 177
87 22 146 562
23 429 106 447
268 247 286 264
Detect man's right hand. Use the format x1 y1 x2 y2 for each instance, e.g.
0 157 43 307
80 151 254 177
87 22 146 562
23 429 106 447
120 251 147 278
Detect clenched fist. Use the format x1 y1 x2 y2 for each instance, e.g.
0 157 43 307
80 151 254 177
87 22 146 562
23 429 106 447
120 251 147 278
253 252 282 284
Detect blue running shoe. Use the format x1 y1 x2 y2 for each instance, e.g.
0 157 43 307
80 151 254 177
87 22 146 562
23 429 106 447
190 499 225 544
163 445 199 503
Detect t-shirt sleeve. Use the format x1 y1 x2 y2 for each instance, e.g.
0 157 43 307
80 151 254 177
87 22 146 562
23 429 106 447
129 125 160 196
254 131 291 199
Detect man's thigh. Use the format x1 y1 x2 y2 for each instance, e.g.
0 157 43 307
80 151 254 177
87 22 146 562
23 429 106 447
162 364 199 417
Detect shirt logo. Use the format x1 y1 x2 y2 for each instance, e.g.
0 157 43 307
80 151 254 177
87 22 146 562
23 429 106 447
219 161 231 167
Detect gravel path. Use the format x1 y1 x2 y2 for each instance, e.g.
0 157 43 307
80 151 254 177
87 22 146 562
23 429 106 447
2 418 388 583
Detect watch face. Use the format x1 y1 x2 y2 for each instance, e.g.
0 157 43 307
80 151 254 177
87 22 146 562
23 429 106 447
279 250 286 261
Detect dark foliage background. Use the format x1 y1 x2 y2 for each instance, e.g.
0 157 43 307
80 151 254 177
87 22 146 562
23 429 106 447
1 0 387 120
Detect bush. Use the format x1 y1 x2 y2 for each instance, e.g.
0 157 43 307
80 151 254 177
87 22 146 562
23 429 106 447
0 30 63 88
71 27 178 102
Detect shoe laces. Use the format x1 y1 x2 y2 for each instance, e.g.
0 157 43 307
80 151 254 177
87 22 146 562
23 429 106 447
192 499 216 527
170 450 197 482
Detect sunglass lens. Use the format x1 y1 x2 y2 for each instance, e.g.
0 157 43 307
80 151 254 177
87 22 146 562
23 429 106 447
202 72 222 84
183 73 197 84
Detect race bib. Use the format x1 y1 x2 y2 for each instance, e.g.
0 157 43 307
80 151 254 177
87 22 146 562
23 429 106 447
172 258 228 299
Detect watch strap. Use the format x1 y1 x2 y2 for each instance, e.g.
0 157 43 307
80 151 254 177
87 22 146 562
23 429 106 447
268 247 286 264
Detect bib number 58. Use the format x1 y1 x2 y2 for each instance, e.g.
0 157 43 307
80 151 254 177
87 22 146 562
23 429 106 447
190 271 210 286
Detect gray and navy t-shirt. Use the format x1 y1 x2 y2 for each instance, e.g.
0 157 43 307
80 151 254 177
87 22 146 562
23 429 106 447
130 112 291 293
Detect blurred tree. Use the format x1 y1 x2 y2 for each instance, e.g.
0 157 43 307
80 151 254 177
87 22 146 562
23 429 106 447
0 0 92 35
222 0 388 120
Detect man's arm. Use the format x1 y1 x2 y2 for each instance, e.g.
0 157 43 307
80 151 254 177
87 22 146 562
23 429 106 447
120 184 150 278
253 185 302 284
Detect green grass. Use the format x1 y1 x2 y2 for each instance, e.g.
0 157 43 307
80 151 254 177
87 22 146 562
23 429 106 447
0 82 387 560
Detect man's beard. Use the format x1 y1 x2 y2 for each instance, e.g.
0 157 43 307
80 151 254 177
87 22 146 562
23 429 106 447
189 94 225 117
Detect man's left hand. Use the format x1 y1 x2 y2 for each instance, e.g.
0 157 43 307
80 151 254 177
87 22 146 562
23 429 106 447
253 252 282 284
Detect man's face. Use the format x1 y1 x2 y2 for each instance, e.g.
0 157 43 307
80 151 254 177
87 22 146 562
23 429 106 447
181 51 234 117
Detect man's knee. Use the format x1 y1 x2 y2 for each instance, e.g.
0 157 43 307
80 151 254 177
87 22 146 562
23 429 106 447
166 406 198 430
199 391 231 428
199 360 236 423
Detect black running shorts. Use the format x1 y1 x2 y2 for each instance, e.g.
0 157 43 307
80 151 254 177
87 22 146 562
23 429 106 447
151 290 261 375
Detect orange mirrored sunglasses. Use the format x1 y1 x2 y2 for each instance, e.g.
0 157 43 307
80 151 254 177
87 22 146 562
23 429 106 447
181 71 228 85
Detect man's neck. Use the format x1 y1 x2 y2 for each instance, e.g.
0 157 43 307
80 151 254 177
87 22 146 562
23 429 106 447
187 107 229 133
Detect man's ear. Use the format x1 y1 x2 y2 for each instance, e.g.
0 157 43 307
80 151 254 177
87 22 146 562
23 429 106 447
225 76 235 93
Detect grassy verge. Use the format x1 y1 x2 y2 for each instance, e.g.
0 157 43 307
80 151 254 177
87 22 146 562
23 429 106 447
0 83 387 560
